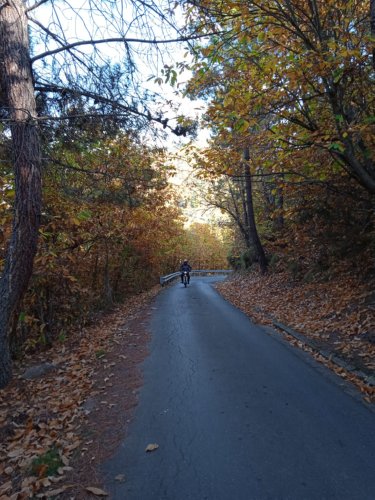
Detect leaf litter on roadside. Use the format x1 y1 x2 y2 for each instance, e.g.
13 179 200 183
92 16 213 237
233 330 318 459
0 286 160 498
85 486 109 496
216 270 375 401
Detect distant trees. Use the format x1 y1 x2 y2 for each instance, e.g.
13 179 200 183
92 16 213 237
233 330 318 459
181 222 230 270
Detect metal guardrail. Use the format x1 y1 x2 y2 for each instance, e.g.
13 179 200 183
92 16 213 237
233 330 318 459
159 269 233 286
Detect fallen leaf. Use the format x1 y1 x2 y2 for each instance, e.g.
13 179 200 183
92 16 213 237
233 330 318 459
145 443 159 452
43 486 68 497
36 463 48 478
7 448 24 458
49 476 64 483
115 474 125 482
0 481 12 495
40 477 52 487
85 486 109 496
21 476 38 488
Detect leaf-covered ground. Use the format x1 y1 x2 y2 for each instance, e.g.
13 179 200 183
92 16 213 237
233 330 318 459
0 287 159 499
216 269 375 402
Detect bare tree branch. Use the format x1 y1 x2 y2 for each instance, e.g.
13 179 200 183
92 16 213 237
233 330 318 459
26 0 50 13
28 15 94 71
33 81 193 135
31 33 217 63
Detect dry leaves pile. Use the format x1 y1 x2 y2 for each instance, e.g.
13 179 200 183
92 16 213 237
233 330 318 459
216 270 375 400
0 286 160 499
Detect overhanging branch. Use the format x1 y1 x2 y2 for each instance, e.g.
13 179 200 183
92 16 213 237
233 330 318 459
31 33 219 63
33 82 193 136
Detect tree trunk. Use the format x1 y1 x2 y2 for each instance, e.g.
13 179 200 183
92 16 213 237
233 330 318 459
324 80 375 194
103 240 113 306
228 182 251 248
371 0 375 69
243 147 267 274
240 183 252 248
0 1 42 388
274 173 284 231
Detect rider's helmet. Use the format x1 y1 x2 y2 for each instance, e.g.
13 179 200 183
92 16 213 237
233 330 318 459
184 259 188 264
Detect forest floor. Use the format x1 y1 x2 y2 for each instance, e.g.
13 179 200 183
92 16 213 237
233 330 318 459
0 271 374 499
0 287 159 499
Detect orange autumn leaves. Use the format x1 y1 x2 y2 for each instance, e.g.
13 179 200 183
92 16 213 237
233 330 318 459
1 135 186 349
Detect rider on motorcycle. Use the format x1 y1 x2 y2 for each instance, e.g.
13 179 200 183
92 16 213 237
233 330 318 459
180 260 192 284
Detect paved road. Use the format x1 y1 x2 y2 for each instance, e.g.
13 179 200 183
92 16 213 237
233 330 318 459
103 277 375 500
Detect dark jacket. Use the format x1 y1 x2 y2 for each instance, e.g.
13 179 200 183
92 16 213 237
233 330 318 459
180 263 192 273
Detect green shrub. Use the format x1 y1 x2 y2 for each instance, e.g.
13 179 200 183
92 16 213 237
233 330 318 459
240 247 258 269
30 447 63 477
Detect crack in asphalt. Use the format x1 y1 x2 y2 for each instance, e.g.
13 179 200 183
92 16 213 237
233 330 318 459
103 277 375 500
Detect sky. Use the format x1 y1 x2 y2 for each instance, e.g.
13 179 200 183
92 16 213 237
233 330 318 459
31 0 210 149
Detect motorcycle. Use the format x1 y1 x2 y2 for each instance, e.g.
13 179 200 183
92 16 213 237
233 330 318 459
183 271 189 287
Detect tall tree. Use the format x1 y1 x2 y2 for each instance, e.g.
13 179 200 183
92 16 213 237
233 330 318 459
0 0 41 387
371 0 375 69
243 146 267 273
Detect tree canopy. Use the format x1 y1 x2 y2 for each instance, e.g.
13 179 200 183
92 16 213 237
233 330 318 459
183 0 374 192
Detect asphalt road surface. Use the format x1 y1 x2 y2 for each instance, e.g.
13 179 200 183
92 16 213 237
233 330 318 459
103 276 375 500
